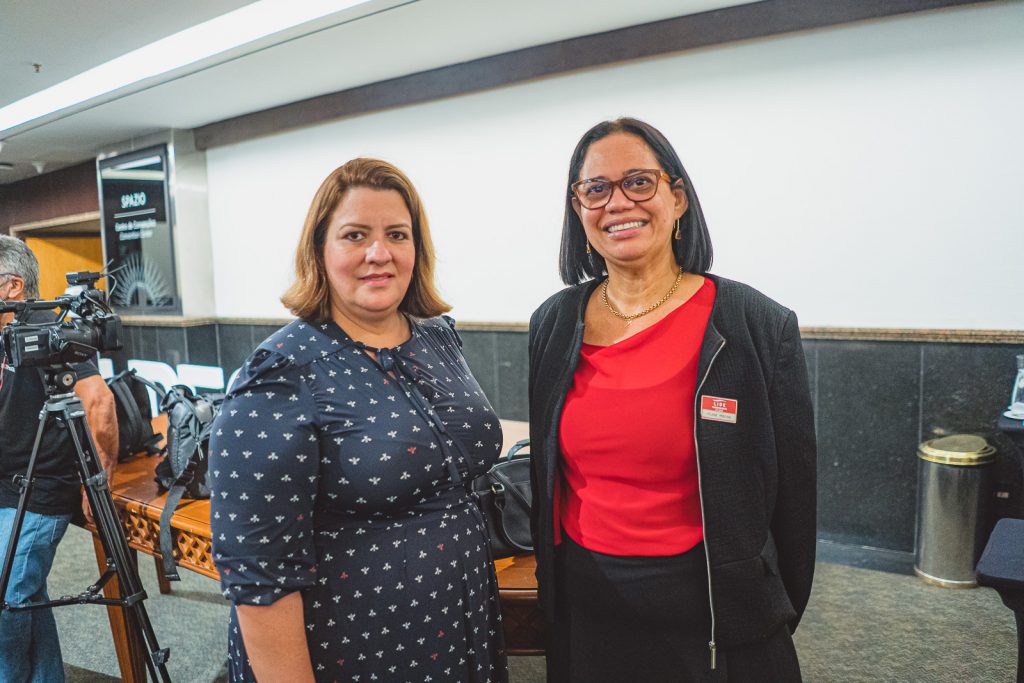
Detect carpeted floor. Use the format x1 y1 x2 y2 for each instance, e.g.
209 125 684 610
45 527 1017 682
792 562 1016 682
50 526 229 682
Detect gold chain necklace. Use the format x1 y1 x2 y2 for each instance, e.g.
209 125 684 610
601 267 684 326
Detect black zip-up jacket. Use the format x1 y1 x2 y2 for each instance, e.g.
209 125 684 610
528 274 817 649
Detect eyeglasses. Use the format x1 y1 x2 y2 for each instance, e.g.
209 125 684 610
570 169 672 210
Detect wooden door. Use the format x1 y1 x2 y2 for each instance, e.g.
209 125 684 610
23 235 105 298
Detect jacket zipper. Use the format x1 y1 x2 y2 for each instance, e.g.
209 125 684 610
693 338 726 670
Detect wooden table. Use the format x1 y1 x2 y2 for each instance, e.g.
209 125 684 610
95 419 542 681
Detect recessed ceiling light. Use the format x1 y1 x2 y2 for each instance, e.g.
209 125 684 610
111 155 161 171
0 162 14 171
0 0 374 136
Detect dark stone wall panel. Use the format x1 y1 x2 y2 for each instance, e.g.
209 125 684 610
802 339 819 427
250 324 283 347
136 327 159 365
817 341 921 552
459 331 499 416
185 325 220 367
121 325 142 365
495 332 529 422
921 343 1024 440
156 328 187 369
217 324 255 377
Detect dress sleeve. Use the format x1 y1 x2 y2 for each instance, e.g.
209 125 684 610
768 310 817 631
209 348 321 606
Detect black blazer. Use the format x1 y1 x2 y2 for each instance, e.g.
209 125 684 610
528 274 817 648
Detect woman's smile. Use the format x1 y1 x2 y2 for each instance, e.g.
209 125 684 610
359 271 395 286
603 219 647 238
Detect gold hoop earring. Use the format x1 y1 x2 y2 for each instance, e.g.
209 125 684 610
586 240 591 255
674 218 681 240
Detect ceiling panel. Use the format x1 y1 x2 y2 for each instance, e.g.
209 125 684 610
0 0 755 183
0 0 260 106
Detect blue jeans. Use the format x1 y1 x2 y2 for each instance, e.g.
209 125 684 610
0 506 71 683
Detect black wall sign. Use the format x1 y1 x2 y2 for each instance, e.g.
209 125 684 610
97 145 180 314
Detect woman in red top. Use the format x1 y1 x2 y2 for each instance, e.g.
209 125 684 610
529 119 816 682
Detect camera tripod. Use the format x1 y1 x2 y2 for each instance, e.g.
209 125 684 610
0 365 171 682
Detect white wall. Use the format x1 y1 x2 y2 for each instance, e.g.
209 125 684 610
206 2 1024 328
170 130 216 317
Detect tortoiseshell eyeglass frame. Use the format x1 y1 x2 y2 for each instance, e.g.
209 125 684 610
570 169 672 210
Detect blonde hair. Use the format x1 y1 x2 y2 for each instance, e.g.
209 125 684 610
281 158 450 322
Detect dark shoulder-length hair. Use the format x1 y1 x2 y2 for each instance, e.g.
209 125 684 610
281 157 450 322
559 117 713 285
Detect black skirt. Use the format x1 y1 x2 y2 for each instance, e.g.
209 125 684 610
548 533 801 683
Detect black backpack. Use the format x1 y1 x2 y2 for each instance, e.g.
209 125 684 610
154 385 223 580
105 369 165 462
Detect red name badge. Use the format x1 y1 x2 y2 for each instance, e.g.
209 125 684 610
700 395 738 424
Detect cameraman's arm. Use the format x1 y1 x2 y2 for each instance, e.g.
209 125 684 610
75 375 118 481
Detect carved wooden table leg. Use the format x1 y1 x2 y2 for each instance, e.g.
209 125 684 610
155 555 171 594
92 534 146 682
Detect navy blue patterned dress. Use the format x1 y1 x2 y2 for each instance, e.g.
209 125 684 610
209 316 507 682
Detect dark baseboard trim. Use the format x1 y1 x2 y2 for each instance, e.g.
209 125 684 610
816 538 916 575
193 0 999 150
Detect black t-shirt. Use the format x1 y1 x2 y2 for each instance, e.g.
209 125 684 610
0 310 100 515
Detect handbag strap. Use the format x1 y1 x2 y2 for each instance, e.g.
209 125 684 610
128 370 167 403
159 480 188 581
504 438 530 461
488 464 531 510
487 437 531 509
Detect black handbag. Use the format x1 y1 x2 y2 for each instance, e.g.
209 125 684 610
473 438 533 559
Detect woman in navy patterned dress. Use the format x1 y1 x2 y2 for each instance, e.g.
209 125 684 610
209 158 507 682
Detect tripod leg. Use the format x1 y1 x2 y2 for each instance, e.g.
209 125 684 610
92 534 147 682
67 405 171 682
0 408 50 605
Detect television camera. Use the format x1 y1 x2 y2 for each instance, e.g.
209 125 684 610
0 271 122 369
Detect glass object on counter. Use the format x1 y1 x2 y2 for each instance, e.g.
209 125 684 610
1008 354 1024 419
